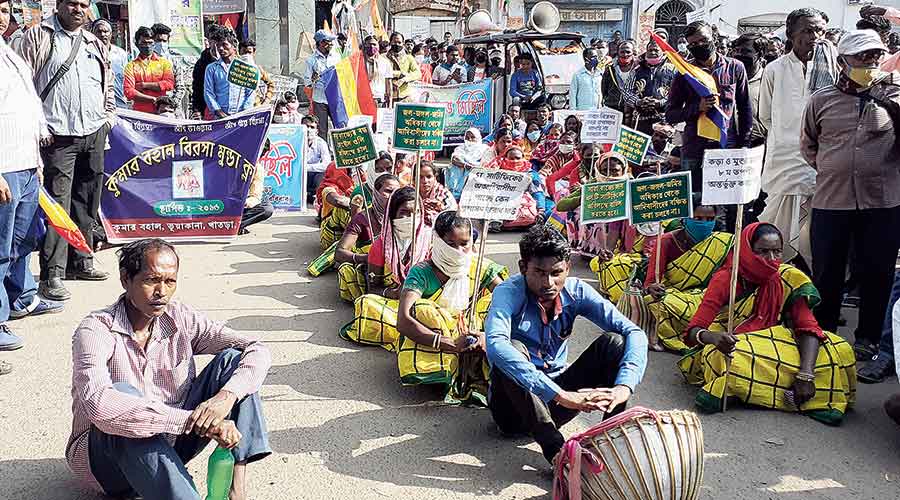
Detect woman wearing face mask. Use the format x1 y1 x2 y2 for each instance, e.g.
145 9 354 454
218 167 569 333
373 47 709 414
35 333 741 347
601 40 637 112
529 123 564 170
521 121 543 158
541 131 578 186
335 174 401 302
341 187 433 346
679 223 855 424
482 146 543 229
626 40 676 135
448 128 489 200
349 153 395 216
394 211 508 404
643 196 734 353
419 161 458 225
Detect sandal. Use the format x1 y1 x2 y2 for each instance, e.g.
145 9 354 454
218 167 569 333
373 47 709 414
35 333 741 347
853 342 877 362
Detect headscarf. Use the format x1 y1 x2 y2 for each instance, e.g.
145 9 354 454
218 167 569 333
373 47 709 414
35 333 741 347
420 171 453 225
381 190 432 283
497 146 530 172
431 225 473 313
707 222 784 334
451 128 488 167
316 161 354 214
579 151 628 183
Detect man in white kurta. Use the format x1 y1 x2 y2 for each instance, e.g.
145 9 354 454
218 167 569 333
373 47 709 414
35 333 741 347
758 9 836 265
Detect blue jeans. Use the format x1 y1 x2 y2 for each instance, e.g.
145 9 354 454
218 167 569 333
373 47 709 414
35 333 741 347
0 169 39 323
88 349 271 500
877 271 900 361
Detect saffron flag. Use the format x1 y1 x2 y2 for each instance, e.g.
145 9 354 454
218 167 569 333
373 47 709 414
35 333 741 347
39 187 92 255
320 51 377 129
650 32 728 147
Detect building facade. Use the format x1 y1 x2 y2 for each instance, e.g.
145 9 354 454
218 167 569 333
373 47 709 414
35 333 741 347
526 0 633 39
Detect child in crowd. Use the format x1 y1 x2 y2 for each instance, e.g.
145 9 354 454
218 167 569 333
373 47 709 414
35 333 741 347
509 53 543 106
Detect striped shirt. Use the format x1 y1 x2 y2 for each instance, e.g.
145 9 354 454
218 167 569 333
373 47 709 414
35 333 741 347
0 37 46 174
67 296 271 491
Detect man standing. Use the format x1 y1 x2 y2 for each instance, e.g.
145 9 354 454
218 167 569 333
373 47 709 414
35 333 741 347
731 33 768 148
91 19 128 109
238 39 275 106
203 28 255 119
18 0 114 301
801 30 900 360
432 44 466 86
569 47 603 110
191 24 224 119
151 23 189 118
123 26 175 114
68 239 271 499
758 9 835 267
304 30 339 140
362 35 392 107
627 39 676 135
386 32 421 102
0 0 64 374
485 226 648 463
302 115 332 206
601 39 636 112
665 21 752 192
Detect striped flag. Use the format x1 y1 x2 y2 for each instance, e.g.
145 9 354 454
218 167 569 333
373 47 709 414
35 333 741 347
320 50 377 128
38 187 92 255
650 32 728 147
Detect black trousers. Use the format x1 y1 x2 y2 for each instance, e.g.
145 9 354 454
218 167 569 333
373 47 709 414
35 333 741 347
811 206 900 344
39 125 109 279
240 202 274 232
489 333 627 462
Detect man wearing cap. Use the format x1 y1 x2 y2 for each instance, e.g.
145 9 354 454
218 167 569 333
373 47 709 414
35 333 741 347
304 30 340 141
801 29 900 361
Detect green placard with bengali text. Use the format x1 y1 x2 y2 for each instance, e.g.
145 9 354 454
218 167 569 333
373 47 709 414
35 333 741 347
330 124 378 169
227 58 260 90
612 126 652 165
393 103 445 151
581 180 629 224
629 171 692 224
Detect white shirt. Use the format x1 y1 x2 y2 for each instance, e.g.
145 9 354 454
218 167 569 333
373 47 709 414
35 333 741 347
367 55 392 101
0 38 46 174
432 63 466 86
759 52 818 196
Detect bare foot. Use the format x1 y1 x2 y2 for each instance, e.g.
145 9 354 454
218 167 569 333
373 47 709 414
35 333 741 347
229 461 247 500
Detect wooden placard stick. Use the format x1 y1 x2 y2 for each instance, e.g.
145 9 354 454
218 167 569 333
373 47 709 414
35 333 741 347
467 219 490 333
722 203 745 413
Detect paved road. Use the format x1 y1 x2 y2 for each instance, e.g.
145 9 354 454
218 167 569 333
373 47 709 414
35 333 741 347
1 213 898 500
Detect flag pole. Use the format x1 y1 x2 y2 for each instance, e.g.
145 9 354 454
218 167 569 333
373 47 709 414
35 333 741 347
722 204 744 413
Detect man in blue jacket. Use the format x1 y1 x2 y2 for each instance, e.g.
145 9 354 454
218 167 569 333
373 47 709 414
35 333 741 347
485 225 648 463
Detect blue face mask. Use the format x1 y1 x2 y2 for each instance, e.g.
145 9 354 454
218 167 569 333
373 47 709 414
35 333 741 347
683 218 715 243
527 130 541 142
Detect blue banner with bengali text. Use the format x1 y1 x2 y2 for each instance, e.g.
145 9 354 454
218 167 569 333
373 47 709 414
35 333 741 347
410 79 493 145
261 124 306 210
100 108 272 242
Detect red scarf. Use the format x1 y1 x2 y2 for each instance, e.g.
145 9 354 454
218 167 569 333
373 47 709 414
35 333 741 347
316 162 354 204
708 222 784 333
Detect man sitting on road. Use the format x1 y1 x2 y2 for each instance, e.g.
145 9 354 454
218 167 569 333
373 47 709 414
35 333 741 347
485 226 648 464
67 239 272 500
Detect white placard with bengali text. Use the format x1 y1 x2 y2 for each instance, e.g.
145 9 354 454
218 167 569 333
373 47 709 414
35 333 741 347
459 168 531 221
376 108 394 137
581 108 623 144
701 146 765 206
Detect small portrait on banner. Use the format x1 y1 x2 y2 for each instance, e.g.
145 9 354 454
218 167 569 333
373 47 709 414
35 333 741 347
173 160 205 199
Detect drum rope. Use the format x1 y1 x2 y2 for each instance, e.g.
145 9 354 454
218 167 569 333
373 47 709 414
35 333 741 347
551 406 660 500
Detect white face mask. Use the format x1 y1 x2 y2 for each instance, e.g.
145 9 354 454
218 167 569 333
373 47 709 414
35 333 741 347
415 55 425 64
431 233 473 311
558 143 574 154
598 48 608 58
393 215 414 242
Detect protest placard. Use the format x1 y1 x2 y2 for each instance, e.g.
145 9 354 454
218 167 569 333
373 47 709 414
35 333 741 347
330 124 377 169
581 180 629 224
612 126 652 165
629 171 692 224
261 124 306 210
227 58 260 90
701 146 765 206
376 108 395 137
581 108 623 143
393 103 446 151
409 80 493 144
458 168 531 221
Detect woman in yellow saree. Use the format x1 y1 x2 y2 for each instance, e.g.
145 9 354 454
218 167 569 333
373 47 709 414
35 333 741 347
339 187 431 348
678 223 856 425
335 174 400 302
395 211 506 405
642 198 733 353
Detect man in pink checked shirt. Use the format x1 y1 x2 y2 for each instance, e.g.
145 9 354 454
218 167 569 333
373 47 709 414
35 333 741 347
67 238 271 500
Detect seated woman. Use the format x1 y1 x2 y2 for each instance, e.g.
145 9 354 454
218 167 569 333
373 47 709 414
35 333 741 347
447 128 489 200
551 148 629 257
340 187 431 348
643 197 733 353
521 121 542 159
484 114 521 142
678 223 856 425
563 114 582 140
419 161 457 226
336 174 401 302
529 122 563 172
484 145 541 230
540 131 578 193
590 220 662 303
316 161 355 251
348 153 395 216
480 127 516 166
395 211 507 405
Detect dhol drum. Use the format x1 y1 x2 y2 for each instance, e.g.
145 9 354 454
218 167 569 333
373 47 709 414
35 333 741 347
552 407 704 500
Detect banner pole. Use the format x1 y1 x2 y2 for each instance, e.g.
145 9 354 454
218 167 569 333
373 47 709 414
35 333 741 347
354 166 375 238
654 160 663 283
722 203 745 413
412 150 421 252
467 219 490 333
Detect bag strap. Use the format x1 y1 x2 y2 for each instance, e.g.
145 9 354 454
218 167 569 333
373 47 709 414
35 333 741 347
40 30 82 102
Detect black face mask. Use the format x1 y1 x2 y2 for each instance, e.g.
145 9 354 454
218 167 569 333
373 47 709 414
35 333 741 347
475 54 487 63
688 42 715 62
391 44 403 53
734 55 758 74
490 57 501 66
